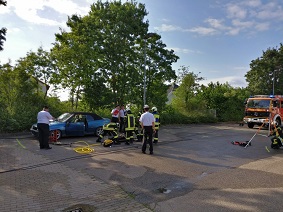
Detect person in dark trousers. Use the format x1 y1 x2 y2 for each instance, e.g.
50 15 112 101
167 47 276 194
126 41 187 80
119 104 126 133
139 105 155 154
37 106 54 150
134 110 143 142
124 107 135 145
151 107 160 143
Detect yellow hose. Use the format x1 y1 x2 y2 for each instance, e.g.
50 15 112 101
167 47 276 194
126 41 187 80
72 141 100 154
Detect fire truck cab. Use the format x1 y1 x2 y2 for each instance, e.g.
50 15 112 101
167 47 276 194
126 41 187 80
243 95 283 128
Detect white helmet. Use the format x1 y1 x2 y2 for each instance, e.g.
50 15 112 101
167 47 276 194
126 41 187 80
152 107 157 112
144 104 149 109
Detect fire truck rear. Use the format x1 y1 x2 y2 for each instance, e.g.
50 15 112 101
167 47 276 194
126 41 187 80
243 95 283 128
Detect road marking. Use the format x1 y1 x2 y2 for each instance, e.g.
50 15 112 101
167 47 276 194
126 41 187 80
16 139 26 149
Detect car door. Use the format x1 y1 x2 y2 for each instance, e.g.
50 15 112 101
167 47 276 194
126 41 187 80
65 114 85 136
85 114 96 134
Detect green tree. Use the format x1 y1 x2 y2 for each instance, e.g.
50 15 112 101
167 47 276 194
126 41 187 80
142 33 179 110
172 66 204 113
51 0 178 110
245 44 283 95
197 82 249 121
16 46 54 98
0 61 42 131
0 0 7 51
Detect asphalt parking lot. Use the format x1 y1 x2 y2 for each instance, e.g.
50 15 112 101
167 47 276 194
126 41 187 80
1 123 283 211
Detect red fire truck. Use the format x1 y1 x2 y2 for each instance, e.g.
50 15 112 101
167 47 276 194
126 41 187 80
243 95 283 128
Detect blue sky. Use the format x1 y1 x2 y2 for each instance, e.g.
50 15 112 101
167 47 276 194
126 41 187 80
1 0 283 97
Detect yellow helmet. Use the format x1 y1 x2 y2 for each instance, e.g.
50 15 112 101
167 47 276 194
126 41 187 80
103 139 113 147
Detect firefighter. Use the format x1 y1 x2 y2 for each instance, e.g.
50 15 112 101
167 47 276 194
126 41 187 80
96 122 119 144
151 106 160 143
135 110 143 142
124 107 135 145
270 126 283 149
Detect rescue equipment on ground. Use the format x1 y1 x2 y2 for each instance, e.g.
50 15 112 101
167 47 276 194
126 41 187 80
231 141 251 146
72 141 100 154
102 139 114 147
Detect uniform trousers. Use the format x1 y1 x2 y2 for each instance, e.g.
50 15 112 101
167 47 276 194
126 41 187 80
142 126 153 153
37 123 50 149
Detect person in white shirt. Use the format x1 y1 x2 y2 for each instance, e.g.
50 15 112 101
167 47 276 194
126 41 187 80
139 105 155 154
119 104 126 132
111 105 120 123
37 106 54 150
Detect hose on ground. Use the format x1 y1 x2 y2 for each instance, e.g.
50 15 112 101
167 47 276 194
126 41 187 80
72 141 101 154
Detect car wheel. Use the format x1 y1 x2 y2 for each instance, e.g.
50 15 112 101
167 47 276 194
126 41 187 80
247 122 254 128
95 127 103 136
50 130 62 140
31 131 38 137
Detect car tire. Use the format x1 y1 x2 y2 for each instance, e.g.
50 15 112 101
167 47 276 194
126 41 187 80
31 132 39 138
50 130 62 140
247 122 254 128
95 127 103 137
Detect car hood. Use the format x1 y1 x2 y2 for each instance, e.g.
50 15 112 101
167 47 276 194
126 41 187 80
103 118 111 123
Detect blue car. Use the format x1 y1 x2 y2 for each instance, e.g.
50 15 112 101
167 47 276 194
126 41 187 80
30 112 110 140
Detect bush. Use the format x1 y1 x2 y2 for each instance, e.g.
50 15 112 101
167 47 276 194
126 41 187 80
161 105 217 125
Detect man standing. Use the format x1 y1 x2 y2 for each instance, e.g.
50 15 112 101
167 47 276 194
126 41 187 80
37 106 54 150
119 104 126 132
111 105 120 123
139 105 155 154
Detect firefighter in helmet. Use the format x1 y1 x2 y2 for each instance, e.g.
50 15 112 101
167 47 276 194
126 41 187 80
96 122 119 144
135 110 143 142
270 126 283 149
124 107 135 145
151 106 160 143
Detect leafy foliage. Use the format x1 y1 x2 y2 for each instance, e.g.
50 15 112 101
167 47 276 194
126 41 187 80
51 0 178 110
197 82 250 121
245 44 283 95
0 61 67 132
0 0 7 51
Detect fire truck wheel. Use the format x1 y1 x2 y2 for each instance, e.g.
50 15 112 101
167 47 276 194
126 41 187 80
275 118 281 127
271 143 280 149
247 122 254 128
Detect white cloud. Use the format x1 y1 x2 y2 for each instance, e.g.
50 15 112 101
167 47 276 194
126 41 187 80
244 0 262 7
226 4 247 19
201 75 247 88
187 0 283 36
255 22 270 31
226 28 241 36
154 24 182 32
205 18 226 30
187 27 218 36
169 48 202 54
3 0 89 26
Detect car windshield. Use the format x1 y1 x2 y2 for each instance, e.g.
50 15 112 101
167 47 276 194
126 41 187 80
57 113 73 122
247 99 271 108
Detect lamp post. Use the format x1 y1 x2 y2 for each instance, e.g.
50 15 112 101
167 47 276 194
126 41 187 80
272 66 281 95
272 69 275 95
143 33 156 106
